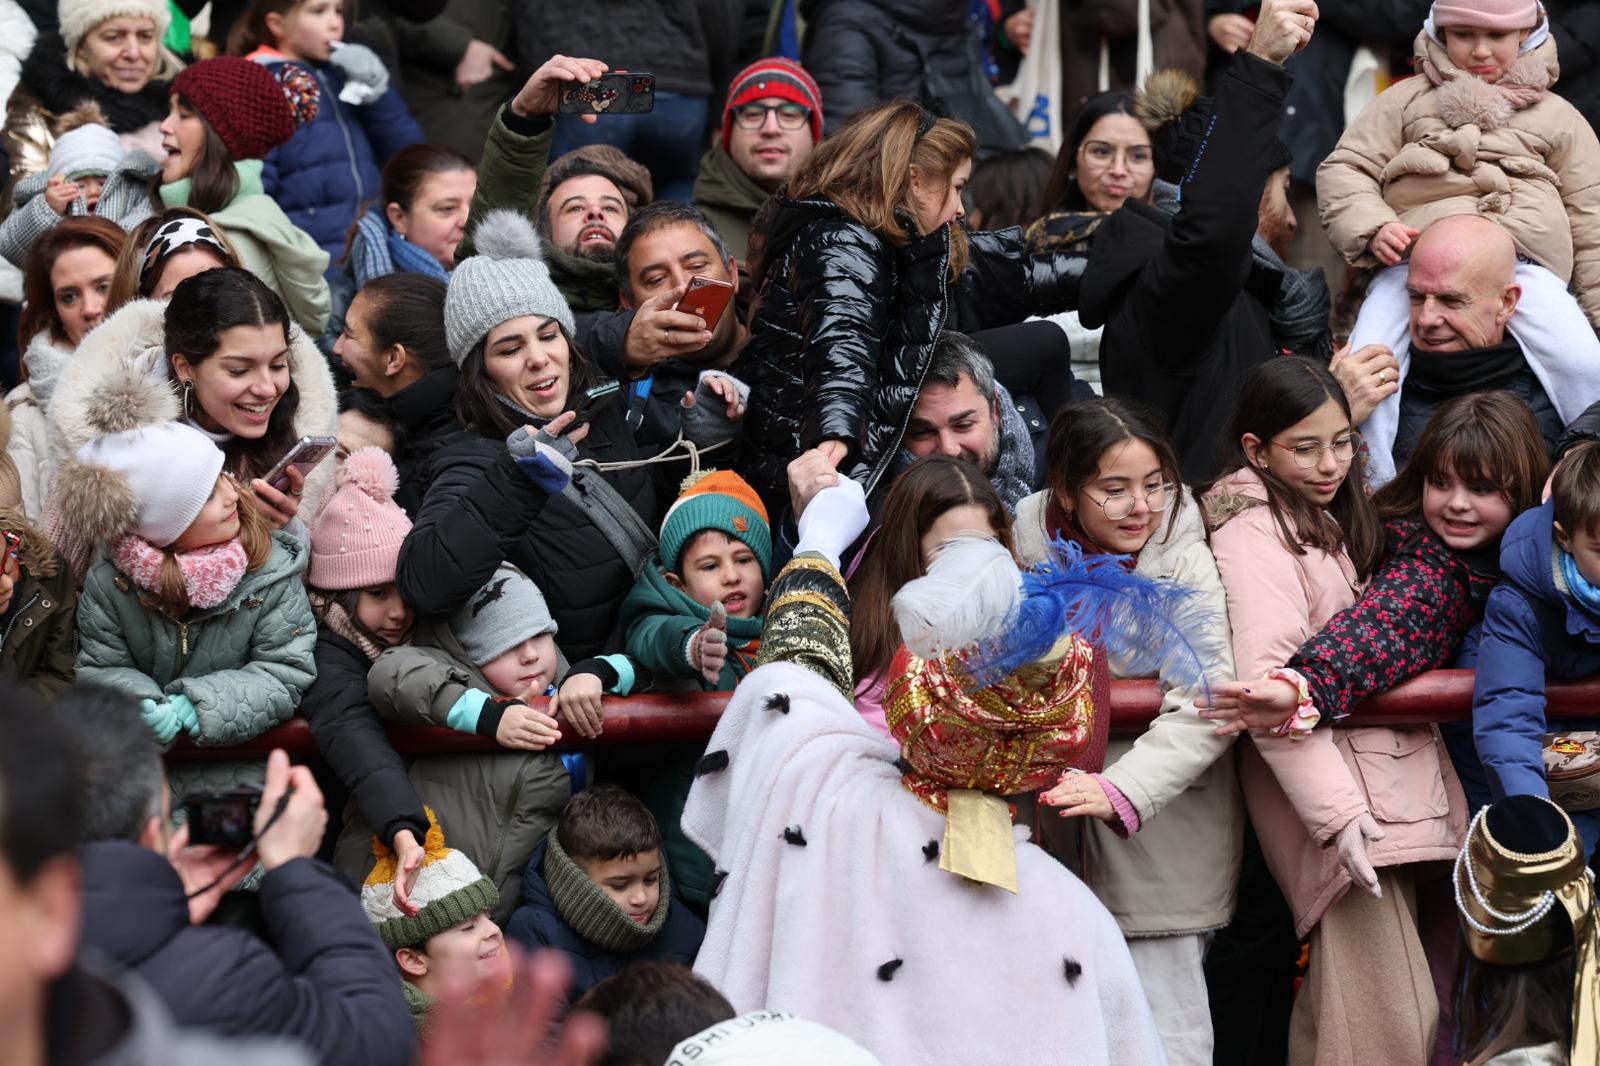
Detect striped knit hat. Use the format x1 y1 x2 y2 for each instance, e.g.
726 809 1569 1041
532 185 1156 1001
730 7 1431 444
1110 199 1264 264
722 58 824 148
659 469 771 579
362 809 500 950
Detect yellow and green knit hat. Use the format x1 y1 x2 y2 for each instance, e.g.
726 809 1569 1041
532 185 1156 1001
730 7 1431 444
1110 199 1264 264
361 809 500 951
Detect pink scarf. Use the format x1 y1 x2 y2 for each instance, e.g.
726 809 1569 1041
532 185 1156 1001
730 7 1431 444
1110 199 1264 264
110 535 249 610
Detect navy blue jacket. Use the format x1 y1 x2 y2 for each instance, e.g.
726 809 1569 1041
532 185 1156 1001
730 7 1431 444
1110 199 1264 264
78 839 415 1064
1472 501 1600 803
258 55 421 276
503 839 705 998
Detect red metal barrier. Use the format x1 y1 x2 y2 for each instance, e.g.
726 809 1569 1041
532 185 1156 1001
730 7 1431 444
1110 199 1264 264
165 670 1600 762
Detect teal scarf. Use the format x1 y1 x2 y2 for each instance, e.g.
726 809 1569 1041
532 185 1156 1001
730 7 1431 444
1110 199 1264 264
1559 549 1600 616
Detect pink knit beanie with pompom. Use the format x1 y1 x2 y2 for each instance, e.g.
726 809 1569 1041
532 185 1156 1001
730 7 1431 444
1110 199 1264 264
308 447 412 590
1431 0 1541 31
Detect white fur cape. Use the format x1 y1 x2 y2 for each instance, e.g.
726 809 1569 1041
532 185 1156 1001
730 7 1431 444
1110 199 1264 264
682 661 1169 1066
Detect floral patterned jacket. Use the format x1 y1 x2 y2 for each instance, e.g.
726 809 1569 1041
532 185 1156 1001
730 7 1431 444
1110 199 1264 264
1290 518 1498 720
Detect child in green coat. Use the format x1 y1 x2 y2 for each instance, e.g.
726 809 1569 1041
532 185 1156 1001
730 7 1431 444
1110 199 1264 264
621 470 770 690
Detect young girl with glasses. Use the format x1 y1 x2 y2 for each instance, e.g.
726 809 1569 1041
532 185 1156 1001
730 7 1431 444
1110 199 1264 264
1203 356 1484 1066
1013 395 1241 1066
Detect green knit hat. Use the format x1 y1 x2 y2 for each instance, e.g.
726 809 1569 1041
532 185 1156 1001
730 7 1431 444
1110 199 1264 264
361 809 500 951
659 469 772 579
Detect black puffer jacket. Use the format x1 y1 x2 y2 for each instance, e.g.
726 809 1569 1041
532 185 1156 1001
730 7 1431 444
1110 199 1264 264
799 0 972 132
396 400 659 660
1549 1 1600 130
1080 50 1298 483
514 0 743 98
302 629 429 851
734 196 1086 511
386 365 461 516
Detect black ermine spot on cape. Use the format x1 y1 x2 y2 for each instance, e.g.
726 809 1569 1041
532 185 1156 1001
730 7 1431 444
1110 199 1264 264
1063 958 1082 986
765 693 790 714
710 870 728 898
695 750 729 776
922 840 939 862
782 825 808 847
877 958 904 982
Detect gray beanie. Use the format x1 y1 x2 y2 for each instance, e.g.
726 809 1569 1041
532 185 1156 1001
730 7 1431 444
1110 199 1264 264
446 208 577 365
451 563 559 667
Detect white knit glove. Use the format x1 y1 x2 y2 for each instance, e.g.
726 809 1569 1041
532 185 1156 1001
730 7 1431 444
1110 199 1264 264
1335 812 1386 898
795 475 869 568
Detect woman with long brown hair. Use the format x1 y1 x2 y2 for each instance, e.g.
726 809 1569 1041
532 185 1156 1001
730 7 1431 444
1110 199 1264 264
7 215 125 519
735 98 1088 514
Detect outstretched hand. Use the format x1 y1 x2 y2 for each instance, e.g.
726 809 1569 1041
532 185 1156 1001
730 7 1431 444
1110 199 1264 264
1196 678 1302 735
1040 771 1116 823
1246 0 1318 64
421 946 606 1066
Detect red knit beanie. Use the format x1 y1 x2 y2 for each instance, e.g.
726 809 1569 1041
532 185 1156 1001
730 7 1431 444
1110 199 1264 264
171 56 297 162
722 57 824 149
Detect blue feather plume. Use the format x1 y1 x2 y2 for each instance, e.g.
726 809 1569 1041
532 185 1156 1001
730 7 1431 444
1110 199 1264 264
962 537 1217 698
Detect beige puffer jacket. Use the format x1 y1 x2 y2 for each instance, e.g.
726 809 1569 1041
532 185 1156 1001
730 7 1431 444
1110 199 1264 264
1317 29 1600 326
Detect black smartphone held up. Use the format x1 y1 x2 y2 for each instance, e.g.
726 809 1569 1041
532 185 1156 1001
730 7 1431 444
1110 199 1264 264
570 379 622 428
557 72 656 115
183 790 262 847
262 435 338 493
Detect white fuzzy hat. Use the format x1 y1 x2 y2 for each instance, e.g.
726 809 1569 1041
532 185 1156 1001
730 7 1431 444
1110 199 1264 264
445 208 577 365
58 422 224 547
664 1012 882 1065
58 0 171 63
47 120 123 181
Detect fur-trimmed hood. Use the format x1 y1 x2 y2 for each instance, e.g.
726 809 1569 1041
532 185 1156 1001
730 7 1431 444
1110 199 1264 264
1200 466 1268 532
49 296 339 498
1416 30 1557 131
0 502 60 578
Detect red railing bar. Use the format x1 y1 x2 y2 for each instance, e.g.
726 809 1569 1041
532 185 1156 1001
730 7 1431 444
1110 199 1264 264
164 670 1598 762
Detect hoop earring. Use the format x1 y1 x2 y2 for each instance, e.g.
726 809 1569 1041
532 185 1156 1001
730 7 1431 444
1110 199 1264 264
180 379 195 421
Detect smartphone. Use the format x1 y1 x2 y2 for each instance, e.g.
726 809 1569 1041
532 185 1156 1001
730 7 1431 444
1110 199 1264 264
558 72 656 115
675 275 735 333
262 435 337 493
571 379 622 428
183 790 262 847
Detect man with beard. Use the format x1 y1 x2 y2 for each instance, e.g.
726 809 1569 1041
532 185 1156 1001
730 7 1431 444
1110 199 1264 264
900 332 1040 512
692 58 824 263
536 145 654 317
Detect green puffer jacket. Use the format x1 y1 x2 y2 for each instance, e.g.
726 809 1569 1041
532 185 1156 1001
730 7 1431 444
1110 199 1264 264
621 563 762 691
690 143 771 263
75 531 318 748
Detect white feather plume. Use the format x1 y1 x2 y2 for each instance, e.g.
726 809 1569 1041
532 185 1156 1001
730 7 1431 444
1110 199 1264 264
892 533 1023 660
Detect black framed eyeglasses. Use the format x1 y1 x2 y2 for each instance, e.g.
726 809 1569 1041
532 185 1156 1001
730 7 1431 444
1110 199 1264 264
732 102 812 131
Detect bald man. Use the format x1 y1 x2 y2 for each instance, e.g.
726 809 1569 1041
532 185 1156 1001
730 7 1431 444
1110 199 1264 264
1344 214 1600 484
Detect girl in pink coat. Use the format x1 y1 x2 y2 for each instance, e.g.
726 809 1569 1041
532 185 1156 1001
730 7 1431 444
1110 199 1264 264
1203 357 1467 1066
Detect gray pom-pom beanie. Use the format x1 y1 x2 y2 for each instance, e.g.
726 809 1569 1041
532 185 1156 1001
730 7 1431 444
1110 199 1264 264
445 208 578 365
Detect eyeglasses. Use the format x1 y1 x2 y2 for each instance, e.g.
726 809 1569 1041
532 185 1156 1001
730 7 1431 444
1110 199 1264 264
732 102 812 131
1084 482 1176 522
1079 140 1154 169
1273 435 1359 469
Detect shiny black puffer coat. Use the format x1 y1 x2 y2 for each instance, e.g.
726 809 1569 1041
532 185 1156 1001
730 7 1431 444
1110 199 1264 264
734 196 1086 511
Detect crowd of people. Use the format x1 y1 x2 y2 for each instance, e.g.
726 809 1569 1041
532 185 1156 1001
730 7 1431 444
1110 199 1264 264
1 0 1600 1064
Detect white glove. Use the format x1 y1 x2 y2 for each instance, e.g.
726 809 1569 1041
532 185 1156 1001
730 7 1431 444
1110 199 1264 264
795 475 869 568
1335 812 1386 898
329 42 389 105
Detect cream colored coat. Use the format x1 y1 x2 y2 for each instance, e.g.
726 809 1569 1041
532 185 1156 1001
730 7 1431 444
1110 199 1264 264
1317 31 1600 326
1016 487 1243 936
1205 469 1467 938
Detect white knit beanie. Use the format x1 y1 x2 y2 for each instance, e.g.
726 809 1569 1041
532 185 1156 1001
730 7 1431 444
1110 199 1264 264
47 121 124 181
58 0 171 62
68 422 225 547
445 208 576 365
664 1012 882 1066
